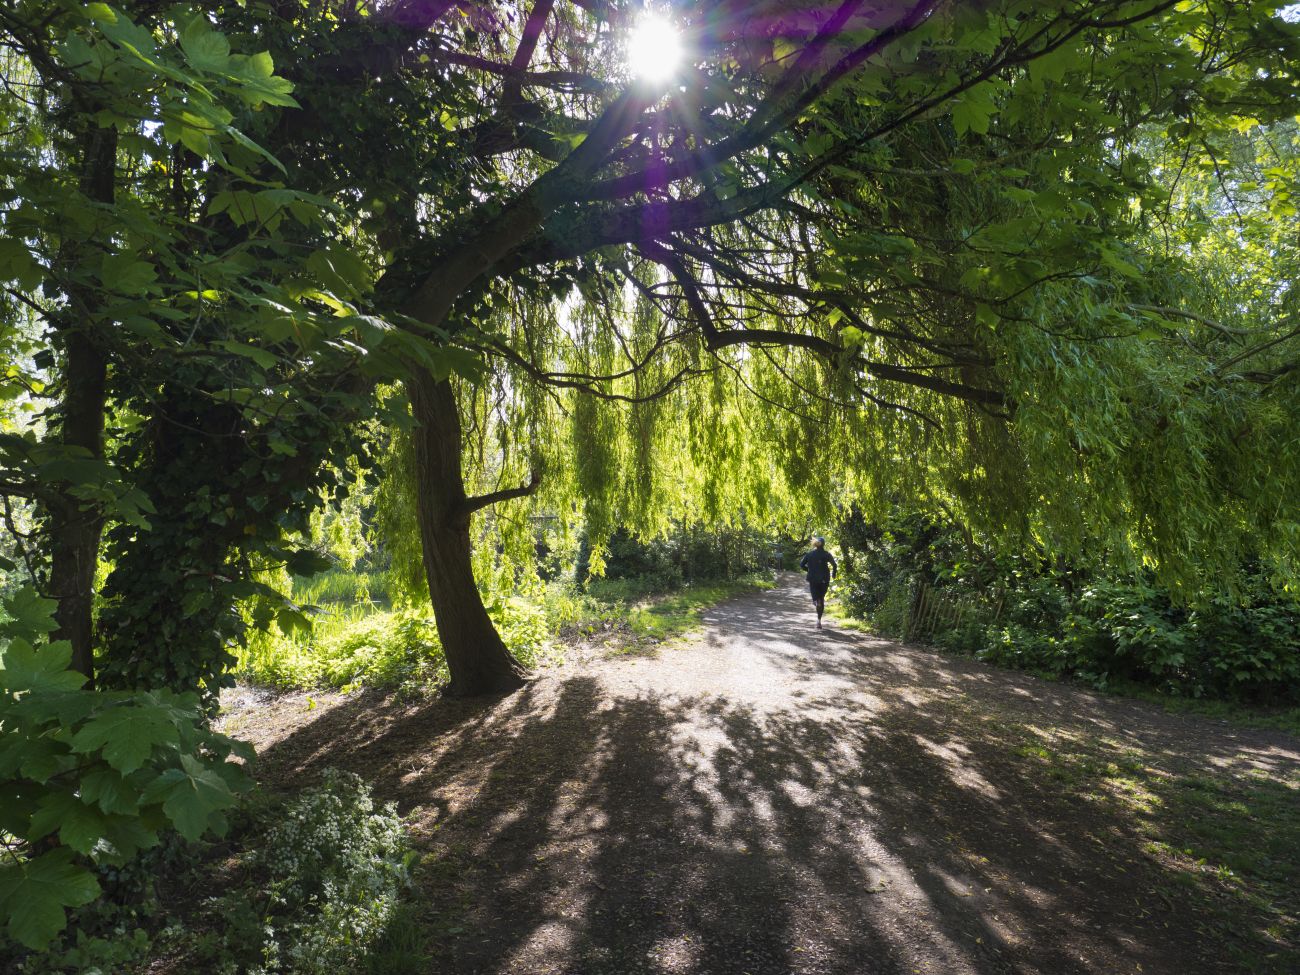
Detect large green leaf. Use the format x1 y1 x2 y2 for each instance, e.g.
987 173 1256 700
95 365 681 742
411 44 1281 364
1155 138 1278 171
70 703 178 774
1 588 60 637
306 246 373 300
0 638 86 695
80 767 141 815
141 754 236 840
0 238 43 290
28 791 110 854
179 18 231 73
0 849 100 950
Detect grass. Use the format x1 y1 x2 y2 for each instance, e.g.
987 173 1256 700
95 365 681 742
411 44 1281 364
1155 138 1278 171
1000 720 1300 973
363 904 430 975
623 574 775 641
235 570 774 690
1101 680 1300 738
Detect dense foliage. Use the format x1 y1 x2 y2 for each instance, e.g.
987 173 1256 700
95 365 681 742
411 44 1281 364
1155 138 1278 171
0 588 250 952
197 769 413 975
838 508 1300 702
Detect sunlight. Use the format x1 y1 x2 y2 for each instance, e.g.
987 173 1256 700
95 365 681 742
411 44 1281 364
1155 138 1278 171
625 12 682 84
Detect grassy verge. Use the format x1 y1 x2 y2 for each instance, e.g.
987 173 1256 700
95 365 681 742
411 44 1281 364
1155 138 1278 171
234 572 774 691
623 574 775 641
1000 719 1299 973
1100 680 1300 738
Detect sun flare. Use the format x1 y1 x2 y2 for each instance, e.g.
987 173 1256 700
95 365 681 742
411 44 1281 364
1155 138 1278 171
625 13 683 84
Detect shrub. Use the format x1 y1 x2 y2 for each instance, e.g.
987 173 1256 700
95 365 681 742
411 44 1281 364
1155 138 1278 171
0 588 252 955
203 770 412 975
237 595 551 693
837 508 1300 702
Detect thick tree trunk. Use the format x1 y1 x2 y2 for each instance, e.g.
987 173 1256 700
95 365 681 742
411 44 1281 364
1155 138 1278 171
48 336 107 683
408 370 527 696
48 124 116 684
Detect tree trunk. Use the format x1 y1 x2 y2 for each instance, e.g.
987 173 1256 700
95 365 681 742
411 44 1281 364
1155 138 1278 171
408 370 527 696
48 124 116 684
48 336 107 683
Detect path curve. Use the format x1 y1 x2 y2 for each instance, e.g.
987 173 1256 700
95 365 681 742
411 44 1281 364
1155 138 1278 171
241 575 1300 975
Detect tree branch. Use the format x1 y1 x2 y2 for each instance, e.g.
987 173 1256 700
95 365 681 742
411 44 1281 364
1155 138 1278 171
459 467 542 517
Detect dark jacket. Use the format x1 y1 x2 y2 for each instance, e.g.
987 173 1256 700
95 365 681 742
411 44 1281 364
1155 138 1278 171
800 548 837 584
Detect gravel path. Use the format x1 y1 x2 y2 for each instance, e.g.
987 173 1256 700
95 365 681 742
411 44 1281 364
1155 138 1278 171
238 575 1300 975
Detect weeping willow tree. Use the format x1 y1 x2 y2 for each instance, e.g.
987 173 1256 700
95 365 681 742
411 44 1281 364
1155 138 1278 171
370 0 1300 694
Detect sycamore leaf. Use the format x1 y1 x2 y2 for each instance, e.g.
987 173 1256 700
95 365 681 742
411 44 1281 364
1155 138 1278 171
141 754 235 841
80 768 141 815
0 637 86 696
82 4 117 25
217 339 279 371
0 238 43 290
1 587 60 637
70 704 178 774
179 19 231 73
0 849 100 950
101 253 157 294
952 87 995 136
28 791 110 854
306 246 373 299
96 814 160 864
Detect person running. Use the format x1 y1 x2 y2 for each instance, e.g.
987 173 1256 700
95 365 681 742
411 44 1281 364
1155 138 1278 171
799 536 837 629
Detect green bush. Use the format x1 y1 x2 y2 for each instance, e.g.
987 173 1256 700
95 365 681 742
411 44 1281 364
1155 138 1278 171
0 588 252 954
200 770 412 975
237 597 550 693
838 508 1300 702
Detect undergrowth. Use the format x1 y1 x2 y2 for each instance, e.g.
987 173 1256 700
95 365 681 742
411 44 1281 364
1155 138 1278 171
235 571 773 693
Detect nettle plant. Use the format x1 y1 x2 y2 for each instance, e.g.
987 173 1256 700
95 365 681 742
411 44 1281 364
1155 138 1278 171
0 588 251 951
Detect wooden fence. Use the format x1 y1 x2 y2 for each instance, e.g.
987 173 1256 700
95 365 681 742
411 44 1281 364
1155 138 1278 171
905 581 1004 642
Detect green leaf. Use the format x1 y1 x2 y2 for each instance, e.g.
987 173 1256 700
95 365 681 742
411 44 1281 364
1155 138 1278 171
306 246 373 299
28 791 109 854
0 849 100 950
82 3 117 25
217 339 279 370
952 84 995 136
275 607 312 635
180 19 231 74
70 704 178 774
1 587 60 637
221 124 287 174
10 689 97 727
0 238 43 290
80 768 141 815
97 814 159 864
0 638 86 695
141 754 235 841
100 253 157 294
0 735 69 783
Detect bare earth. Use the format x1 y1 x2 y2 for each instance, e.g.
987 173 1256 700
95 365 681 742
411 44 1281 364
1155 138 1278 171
224 575 1300 975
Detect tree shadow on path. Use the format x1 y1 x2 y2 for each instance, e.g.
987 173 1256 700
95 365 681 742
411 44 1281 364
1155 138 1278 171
251 578 1300 975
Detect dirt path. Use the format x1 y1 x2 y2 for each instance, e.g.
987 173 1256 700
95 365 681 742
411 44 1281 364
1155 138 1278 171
229 576 1300 975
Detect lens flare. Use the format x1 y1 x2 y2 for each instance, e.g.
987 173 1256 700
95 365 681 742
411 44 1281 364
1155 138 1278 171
625 14 683 84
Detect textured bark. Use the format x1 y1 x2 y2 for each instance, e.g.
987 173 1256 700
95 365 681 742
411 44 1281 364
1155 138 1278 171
47 336 106 682
48 123 116 684
408 370 527 696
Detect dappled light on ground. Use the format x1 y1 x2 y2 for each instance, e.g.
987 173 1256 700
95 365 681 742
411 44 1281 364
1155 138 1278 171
233 577 1300 975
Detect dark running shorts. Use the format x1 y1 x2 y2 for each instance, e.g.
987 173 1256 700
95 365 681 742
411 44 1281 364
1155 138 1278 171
809 581 829 602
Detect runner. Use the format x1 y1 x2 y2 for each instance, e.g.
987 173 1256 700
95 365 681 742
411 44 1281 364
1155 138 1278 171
799 536 837 629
